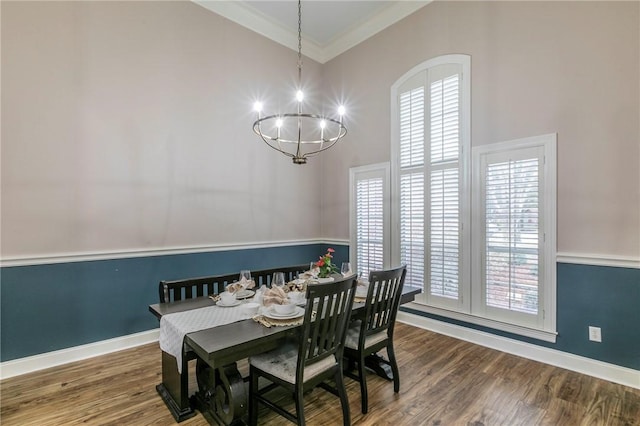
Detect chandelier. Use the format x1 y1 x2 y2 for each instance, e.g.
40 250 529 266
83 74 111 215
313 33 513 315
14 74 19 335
252 0 347 164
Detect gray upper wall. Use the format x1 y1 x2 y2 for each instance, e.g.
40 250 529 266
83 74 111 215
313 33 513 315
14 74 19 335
320 1 640 259
2 1 639 261
1 1 325 259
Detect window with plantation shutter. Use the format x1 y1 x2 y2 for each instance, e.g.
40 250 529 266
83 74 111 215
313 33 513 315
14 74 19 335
472 134 556 332
392 55 470 311
350 163 390 281
386 56 557 340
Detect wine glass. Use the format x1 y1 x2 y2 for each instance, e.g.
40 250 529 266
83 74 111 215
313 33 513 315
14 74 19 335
341 262 352 277
239 269 252 283
272 272 285 288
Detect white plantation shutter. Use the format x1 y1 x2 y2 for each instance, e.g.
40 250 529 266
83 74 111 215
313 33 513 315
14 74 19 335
430 75 460 164
430 168 459 298
400 87 425 168
485 158 539 314
350 164 390 281
428 70 461 301
399 85 425 288
400 172 424 288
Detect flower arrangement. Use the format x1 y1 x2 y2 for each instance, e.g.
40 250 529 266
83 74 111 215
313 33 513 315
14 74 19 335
315 248 338 278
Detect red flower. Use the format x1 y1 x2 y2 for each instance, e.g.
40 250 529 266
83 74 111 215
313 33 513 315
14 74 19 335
328 248 335 253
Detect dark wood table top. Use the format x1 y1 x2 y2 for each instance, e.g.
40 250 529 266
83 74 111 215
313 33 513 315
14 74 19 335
149 285 420 320
149 285 421 369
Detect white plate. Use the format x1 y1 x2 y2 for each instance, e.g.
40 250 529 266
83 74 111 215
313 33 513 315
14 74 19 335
263 306 305 320
235 289 255 299
217 299 241 307
317 277 334 283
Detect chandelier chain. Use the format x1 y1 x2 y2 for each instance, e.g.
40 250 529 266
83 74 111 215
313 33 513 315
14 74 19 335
297 0 302 83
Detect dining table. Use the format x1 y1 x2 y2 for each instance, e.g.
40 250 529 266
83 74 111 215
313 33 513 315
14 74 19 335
148 279 420 425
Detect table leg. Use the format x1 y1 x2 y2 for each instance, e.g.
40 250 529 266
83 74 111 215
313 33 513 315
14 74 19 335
156 350 196 422
195 358 247 425
365 353 394 381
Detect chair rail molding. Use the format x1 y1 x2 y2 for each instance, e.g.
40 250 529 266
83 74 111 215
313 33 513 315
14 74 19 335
556 252 640 269
0 239 350 267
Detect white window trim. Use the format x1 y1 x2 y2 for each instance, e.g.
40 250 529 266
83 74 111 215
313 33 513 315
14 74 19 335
349 162 391 275
472 133 558 336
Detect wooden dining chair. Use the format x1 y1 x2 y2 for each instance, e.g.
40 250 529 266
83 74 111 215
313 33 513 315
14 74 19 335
343 265 407 414
248 276 358 426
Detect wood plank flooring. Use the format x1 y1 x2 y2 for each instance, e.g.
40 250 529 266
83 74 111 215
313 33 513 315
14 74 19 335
1 323 638 425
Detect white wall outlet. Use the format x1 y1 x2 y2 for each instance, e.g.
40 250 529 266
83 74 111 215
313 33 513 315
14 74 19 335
588 326 602 342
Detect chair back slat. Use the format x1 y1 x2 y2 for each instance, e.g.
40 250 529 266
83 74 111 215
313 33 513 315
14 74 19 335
298 276 357 378
362 267 407 339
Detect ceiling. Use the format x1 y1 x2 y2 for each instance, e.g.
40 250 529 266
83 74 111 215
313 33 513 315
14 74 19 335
193 1 431 63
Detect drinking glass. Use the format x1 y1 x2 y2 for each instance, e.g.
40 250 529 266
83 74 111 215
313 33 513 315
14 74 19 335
239 269 252 283
272 272 285 288
341 262 352 277
309 262 317 278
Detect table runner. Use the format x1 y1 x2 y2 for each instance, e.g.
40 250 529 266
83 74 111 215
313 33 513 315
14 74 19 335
160 305 248 373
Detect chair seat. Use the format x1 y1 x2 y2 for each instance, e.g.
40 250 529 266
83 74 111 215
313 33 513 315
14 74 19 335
250 343 337 384
344 320 388 350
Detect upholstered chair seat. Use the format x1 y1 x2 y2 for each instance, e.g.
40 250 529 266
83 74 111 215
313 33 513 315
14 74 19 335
249 343 337 384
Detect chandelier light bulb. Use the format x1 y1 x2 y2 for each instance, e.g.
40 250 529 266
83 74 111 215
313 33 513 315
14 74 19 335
338 105 346 116
275 118 283 128
296 90 304 102
320 120 326 129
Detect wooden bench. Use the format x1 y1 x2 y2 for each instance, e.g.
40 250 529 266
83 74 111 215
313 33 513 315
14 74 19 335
158 264 308 303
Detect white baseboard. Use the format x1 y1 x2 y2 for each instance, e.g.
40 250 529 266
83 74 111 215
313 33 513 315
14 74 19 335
0 329 160 380
397 311 640 390
5 313 638 390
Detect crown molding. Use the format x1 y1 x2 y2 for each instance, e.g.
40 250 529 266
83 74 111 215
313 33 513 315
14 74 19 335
321 1 431 63
192 1 431 64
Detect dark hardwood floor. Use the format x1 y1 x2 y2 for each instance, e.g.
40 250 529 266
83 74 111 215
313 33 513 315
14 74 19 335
1 323 638 425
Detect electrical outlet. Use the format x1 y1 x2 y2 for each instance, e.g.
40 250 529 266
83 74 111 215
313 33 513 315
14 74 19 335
589 326 602 342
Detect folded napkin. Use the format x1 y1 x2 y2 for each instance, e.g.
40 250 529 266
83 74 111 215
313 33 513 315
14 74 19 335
285 280 307 293
299 268 318 279
226 277 255 294
262 286 288 307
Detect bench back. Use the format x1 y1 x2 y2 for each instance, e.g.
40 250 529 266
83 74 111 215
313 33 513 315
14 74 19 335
158 264 308 303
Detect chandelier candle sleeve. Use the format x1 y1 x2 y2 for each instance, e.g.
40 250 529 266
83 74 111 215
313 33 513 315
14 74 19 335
252 0 347 164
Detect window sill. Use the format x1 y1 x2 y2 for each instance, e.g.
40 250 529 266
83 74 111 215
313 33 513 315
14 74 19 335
401 301 557 343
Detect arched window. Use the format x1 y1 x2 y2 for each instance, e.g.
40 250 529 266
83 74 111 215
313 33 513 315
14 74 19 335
391 55 471 312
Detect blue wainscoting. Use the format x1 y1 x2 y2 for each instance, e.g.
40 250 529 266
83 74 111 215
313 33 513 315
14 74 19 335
0 244 349 362
402 262 640 371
